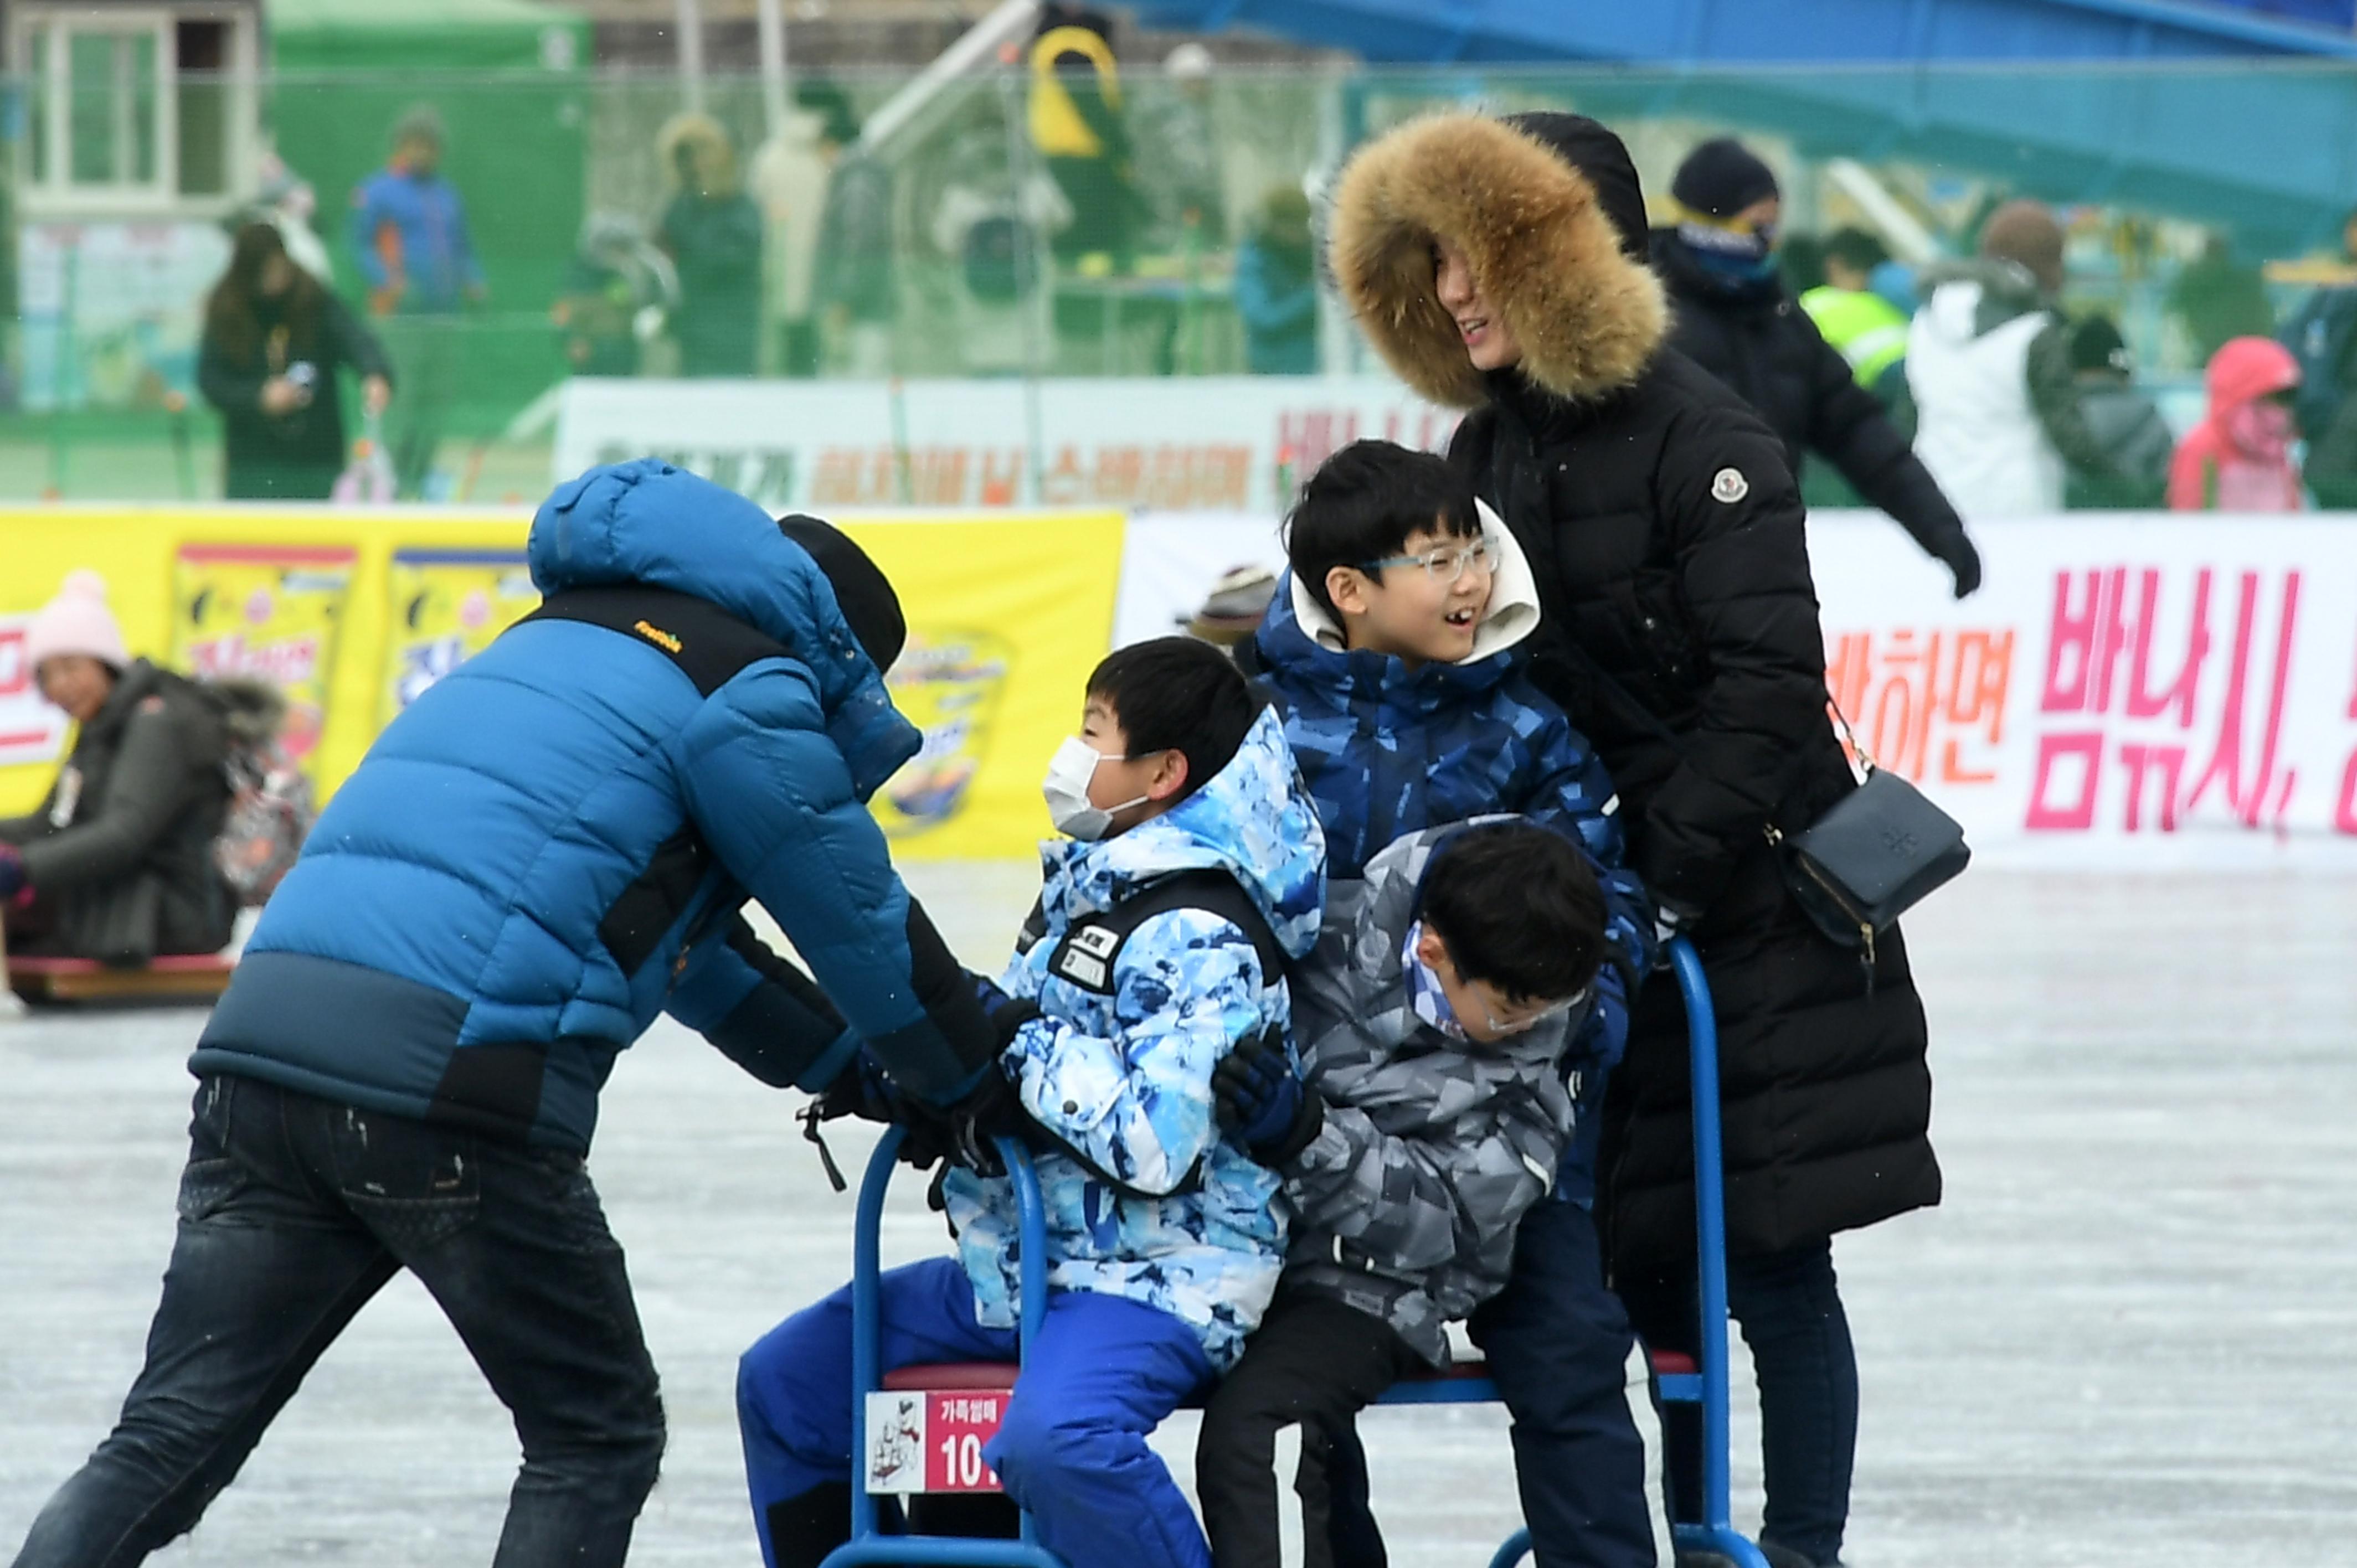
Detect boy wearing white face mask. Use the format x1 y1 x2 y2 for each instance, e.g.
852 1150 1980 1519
738 637 1326 1568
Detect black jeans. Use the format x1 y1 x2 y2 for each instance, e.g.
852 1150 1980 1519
1196 1292 1419 1568
11 1075 666 1568
1319 1200 1656 1568
1620 1237 1857 1567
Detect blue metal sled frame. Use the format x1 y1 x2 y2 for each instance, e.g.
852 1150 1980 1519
820 935 1763 1568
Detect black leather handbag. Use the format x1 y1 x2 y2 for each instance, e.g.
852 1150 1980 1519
1767 752 1970 968
1536 618 1968 975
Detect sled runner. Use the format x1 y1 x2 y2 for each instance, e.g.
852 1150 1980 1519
6 951 236 1007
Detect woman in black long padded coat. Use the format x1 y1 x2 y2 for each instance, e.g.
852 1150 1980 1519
1327 109 1939 1568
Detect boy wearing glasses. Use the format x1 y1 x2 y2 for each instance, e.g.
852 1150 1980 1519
1249 441 1645 929
1222 440 1659 1565
1195 819 1610 1566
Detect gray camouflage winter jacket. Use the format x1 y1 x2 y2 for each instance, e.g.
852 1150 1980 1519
1279 821 1583 1367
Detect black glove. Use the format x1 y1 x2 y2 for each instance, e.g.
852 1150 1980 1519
806 1051 954 1183
1211 1031 1323 1169
812 1051 895 1126
1941 534 1983 600
943 1067 1033 1177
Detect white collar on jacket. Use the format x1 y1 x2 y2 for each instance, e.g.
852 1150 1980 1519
1288 499 1542 663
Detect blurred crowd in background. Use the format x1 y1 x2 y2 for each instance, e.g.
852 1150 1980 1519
11 2 2357 511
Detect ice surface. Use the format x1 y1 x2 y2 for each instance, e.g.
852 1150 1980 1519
4 867 2355 1566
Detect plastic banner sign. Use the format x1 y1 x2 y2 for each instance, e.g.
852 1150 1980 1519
863 1389 1011 1495
380 550 543 724
554 376 1455 515
170 545 356 792
0 506 1122 862
1118 510 2357 871
0 616 70 768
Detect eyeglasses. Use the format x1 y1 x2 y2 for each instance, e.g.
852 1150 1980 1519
1363 537 1495 585
1475 988 1584 1036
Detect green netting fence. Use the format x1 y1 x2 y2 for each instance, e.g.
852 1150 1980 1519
4 58 2356 501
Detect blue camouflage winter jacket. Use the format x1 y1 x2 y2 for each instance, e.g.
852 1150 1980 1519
944 708 1326 1371
1253 517 1654 1198
1252 513 1653 981
194 460 995 1152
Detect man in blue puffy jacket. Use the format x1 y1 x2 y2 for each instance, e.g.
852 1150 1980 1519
9 460 1010 1568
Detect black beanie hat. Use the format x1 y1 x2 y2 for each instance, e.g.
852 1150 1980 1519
1671 138 1779 220
1502 111 1651 262
777 514 908 672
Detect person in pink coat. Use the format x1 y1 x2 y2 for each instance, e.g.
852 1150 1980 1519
2168 336 2305 511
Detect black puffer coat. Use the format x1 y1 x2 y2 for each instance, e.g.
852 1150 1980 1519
1329 109 1938 1272
0 660 235 963
1654 230 1977 592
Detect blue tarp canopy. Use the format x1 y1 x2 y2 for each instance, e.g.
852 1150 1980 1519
1126 0 2357 251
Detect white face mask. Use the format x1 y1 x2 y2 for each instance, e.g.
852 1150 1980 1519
1041 735 1150 841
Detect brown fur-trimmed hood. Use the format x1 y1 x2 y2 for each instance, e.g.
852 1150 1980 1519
1327 112 1669 409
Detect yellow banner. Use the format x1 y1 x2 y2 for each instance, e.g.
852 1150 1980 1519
379 550 543 729
0 507 1124 860
170 544 356 791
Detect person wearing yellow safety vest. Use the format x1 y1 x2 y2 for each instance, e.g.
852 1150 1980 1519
1028 9 1137 269
1801 228 1912 404
1654 140 1980 599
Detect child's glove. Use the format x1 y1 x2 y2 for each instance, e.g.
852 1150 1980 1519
1212 1031 1323 1169
0 844 27 902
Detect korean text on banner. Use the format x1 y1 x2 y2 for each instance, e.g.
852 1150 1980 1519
1798 513 2357 870
554 376 1457 516
1124 509 2357 871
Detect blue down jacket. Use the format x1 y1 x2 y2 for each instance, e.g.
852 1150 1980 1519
943 708 1326 1371
1250 509 1654 983
194 460 994 1152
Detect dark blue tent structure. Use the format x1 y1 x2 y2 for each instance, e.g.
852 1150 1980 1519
1125 0 2357 251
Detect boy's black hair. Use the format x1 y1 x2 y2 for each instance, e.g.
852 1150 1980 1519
1420 823 1604 1005
1086 636 1264 802
1823 226 1890 276
1283 440 1480 618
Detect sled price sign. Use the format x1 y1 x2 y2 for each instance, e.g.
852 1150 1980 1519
863 1388 1011 1495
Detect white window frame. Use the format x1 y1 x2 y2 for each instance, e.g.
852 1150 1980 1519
11 3 258 218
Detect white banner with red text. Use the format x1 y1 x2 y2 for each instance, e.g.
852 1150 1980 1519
552 376 1457 515
1114 510 2357 872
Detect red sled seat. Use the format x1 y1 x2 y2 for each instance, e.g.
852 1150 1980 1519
881 1363 1022 1394
6 952 236 1006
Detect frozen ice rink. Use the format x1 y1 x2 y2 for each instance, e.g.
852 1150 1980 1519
6 867 2354 1567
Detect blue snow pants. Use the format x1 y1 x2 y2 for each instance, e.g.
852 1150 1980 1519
738 1257 1215 1568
